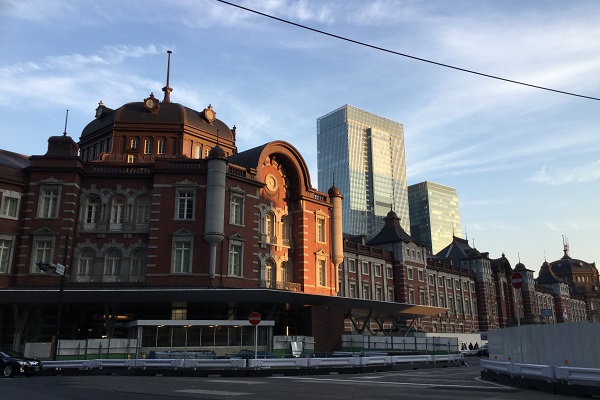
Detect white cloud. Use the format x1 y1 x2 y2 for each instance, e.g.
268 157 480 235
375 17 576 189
529 160 600 186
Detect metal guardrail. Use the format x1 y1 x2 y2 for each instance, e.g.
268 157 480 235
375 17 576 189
43 354 461 372
481 359 600 387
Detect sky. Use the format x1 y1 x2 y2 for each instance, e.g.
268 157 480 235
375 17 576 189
1 0 599 275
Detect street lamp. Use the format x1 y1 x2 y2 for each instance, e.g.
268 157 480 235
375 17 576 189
36 236 69 361
36 261 65 361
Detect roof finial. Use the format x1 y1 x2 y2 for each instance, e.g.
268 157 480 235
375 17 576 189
518 253 521 263
332 172 335 187
162 50 173 103
562 235 570 257
63 109 69 136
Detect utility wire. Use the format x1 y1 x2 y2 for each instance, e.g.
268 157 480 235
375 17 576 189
215 0 600 101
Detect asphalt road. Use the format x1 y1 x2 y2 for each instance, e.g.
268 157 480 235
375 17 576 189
1 359 576 400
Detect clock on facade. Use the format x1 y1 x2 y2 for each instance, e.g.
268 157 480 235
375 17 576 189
265 174 278 191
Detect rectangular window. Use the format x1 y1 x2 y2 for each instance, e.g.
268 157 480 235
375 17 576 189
176 190 194 220
349 283 357 298
131 138 138 149
375 286 383 301
127 154 135 163
449 297 455 313
417 269 424 282
386 265 393 278
387 288 395 302
172 302 188 320
228 242 243 276
430 293 436 307
173 240 191 273
158 139 166 154
362 285 370 300
438 276 444 287
429 274 435 286
408 288 415 304
0 238 12 273
374 263 382 277
0 194 19 218
419 290 425 305
316 217 326 242
348 259 356 273
230 195 243 225
194 145 201 159
39 187 59 218
317 259 326 286
447 278 453 288
405 248 410 257
439 295 445 308
32 238 53 272
144 139 152 154
362 261 369 275
407 267 413 280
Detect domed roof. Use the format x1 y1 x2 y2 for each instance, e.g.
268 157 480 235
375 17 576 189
328 185 342 197
80 101 234 141
514 262 527 271
208 145 226 158
550 253 597 276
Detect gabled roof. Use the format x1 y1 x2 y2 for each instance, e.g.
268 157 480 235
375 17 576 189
367 210 416 246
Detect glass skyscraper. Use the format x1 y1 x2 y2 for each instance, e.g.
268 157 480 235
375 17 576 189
317 105 410 237
407 181 461 255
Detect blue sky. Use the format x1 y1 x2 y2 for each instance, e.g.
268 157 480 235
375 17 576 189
1 0 599 274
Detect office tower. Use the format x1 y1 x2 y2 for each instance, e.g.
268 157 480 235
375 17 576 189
407 181 461 255
317 105 410 237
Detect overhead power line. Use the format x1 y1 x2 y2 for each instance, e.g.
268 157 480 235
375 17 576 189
216 0 600 101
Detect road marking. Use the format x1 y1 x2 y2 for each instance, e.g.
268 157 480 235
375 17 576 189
176 389 250 396
272 376 517 392
206 379 266 385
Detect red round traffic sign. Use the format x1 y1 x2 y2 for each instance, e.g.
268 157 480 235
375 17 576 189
248 312 261 326
511 271 523 289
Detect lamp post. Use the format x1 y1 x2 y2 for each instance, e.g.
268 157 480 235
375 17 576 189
36 236 68 361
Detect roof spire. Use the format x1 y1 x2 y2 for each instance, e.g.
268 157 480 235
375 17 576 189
162 50 173 103
63 109 69 136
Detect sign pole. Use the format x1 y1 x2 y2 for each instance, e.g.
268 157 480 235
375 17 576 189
514 287 520 327
248 312 261 360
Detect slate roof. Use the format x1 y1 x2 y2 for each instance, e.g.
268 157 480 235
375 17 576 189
0 149 30 169
367 210 415 246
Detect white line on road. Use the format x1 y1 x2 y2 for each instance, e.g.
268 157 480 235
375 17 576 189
271 376 516 392
205 379 266 385
176 389 250 396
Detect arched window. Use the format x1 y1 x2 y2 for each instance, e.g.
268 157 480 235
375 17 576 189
77 249 95 276
265 259 275 288
104 249 122 276
281 215 291 246
265 211 275 242
130 249 147 278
